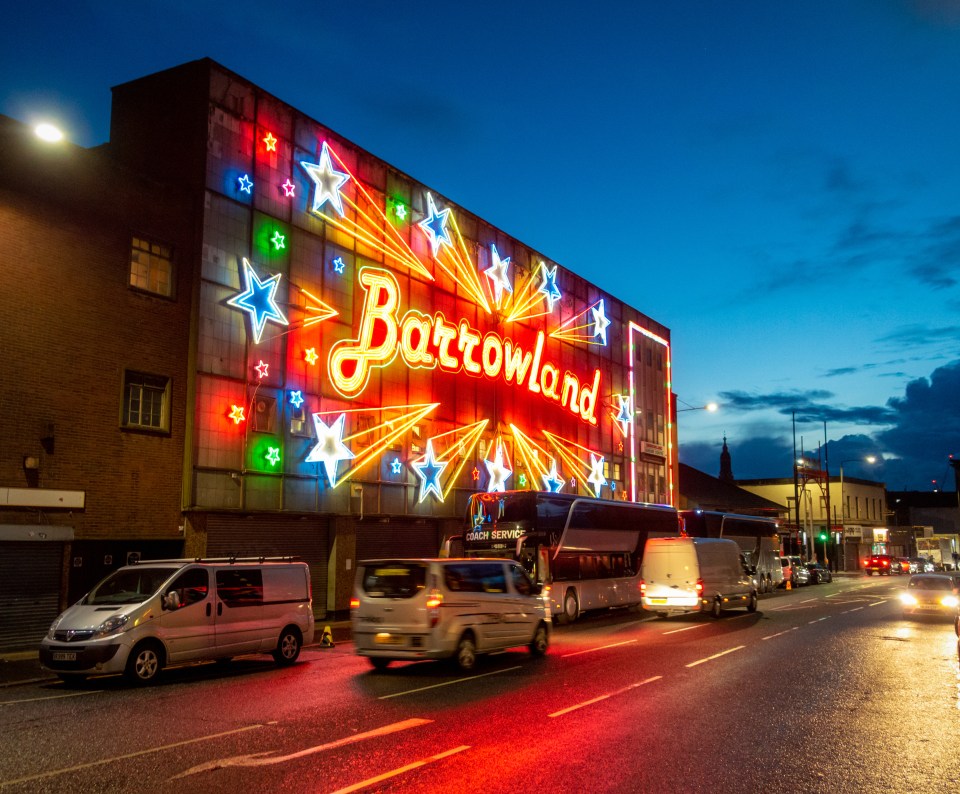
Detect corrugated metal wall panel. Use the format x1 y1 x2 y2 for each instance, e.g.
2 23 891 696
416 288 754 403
356 520 440 561
0 542 63 652
205 515 329 612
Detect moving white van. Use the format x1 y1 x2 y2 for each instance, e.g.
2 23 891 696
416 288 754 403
351 558 550 671
39 557 314 684
640 537 758 618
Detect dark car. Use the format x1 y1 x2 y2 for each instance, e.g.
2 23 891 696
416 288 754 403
865 554 896 576
806 562 833 584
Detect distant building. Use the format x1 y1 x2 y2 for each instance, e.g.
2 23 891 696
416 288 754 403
678 463 784 519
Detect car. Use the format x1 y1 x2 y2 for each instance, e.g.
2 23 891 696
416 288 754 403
895 558 911 574
806 561 833 584
899 573 960 620
865 554 896 575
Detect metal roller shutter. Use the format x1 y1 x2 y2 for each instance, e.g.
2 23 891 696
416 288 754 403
356 519 440 561
205 515 329 611
0 541 63 653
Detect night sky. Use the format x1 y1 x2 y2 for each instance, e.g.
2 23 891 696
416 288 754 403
3 1 959 491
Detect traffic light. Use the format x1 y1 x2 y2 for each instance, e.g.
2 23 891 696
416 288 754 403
818 531 828 543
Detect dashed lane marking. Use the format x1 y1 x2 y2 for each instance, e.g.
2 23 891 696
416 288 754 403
330 745 471 794
379 666 522 700
761 626 800 641
548 676 663 718
561 639 638 658
685 645 745 668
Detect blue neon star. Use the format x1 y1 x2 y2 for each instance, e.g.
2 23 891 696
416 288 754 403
333 256 345 274
615 394 633 434
226 258 289 344
289 390 304 409
238 174 254 194
413 439 447 503
419 193 452 257
391 457 403 475
300 141 350 217
538 262 562 311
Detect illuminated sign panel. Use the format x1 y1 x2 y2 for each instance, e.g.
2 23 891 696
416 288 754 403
195 71 672 511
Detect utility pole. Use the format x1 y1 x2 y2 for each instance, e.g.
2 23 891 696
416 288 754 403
793 411 800 554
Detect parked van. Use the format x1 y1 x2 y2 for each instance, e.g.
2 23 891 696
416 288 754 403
351 558 550 671
39 557 314 684
640 537 758 618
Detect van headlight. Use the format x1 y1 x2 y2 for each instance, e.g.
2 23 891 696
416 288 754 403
941 595 959 608
900 593 918 606
94 614 130 637
46 614 65 640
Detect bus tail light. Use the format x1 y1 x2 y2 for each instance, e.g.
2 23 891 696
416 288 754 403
426 589 443 628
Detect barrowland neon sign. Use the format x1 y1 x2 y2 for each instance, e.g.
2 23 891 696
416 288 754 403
225 137 664 503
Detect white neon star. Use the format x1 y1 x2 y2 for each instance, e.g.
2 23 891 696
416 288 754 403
484 443 513 493
542 459 564 493
538 261 562 311
300 141 350 217
265 447 281 466
289 390 304 409
587 453 606 497
485 244 513 303
615 394 632 435
305 413 355 486
591 299 611 345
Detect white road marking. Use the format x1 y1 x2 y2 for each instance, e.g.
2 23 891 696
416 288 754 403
3 722 276 787
761 626 800 641
843 607 865 613
561 639 638 658
808 617 831 624
868 600 888 606
379 667 521 699
330 745 470 794
172 718 431 778
1 689 102 706
548 676 662 718
662 624 708 635
685 645 745 668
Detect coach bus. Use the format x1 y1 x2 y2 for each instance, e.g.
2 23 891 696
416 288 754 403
449 491 680 623
679 510 783 592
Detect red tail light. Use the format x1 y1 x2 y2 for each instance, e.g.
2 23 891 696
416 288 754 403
695 579 704 595
349 597 359 610
426 589 443 628
639 580 646 595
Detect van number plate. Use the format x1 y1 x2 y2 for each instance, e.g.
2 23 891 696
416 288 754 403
374 634 403 646
649 598 667 605
52 651 77 661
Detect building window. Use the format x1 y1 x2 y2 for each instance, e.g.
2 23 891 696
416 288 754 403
122 371 171 432
130 236 174 297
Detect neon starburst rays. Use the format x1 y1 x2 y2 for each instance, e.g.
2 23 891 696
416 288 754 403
409 420 488 502
550 297 612 346
226 258 289 344
542 429 607 497
307 402 439 487
299 142 434 283
504 261 563 323
510 424 563 493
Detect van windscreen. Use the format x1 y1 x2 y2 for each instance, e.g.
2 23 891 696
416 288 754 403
362 563 427 598
86 568 177 605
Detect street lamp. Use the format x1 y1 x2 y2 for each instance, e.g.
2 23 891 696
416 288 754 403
676 400 718 413
839 455 877 570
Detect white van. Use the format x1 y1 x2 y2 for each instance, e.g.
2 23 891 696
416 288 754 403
39 557 314 684
640 537 758 618
351 558 550 671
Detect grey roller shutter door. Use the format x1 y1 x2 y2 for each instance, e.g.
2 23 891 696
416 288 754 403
0 542 63 652
356 520 440 561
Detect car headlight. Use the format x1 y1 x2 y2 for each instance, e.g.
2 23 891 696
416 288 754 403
94 614 130 638
941 595 959 608
900 593 918 606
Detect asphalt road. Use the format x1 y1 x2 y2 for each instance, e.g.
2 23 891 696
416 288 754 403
1 576 958 793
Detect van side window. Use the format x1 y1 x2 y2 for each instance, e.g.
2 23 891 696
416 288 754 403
216 569 264 607
168 568 209 608
509 564 533 595
444 563 506 593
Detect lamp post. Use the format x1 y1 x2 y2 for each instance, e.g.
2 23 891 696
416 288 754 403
839 455 876 571
676 400 718 413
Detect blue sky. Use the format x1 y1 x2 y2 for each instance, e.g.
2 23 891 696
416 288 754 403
3 1 958 490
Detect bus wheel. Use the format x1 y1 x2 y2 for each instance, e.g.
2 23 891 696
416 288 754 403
562 590 579 624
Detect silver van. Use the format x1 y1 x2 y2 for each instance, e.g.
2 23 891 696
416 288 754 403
39 557 314 684
351 558 550 671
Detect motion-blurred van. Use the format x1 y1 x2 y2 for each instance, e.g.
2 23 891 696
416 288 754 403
351 558 550 671
640 537 758 618
40 557 314 684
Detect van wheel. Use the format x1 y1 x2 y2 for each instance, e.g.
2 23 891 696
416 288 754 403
747 592 758 613
370 658 391 672
711 598 722 619
561 590 579 624
273 627 302 665
455 633 477 671
125 640 163 685
529 623 549 657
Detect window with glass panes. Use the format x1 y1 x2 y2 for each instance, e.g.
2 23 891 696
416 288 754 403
123 371 170 431
130 236 174 297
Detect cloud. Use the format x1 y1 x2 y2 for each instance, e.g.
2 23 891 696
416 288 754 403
680 435 796 481
716 388 895 425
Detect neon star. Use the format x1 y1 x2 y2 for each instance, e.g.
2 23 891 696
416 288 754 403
587 453 606 497
591 299 611 345
542 460 564 493
395 203 407 220
518 473 527 488
263 132 277 151
615 394 632 435
305 413 355 486
391 457 403 475
333 256 345 274
538 262 562 311
266 447 281 466
413 439 447 503
472 467 479 481
255 360 269 379
484 443 512 493
281 179 296 197
271 230 286 250
418 192 452 257
303 348 319 365
229 405 245 424
289 390 304 409
300 141 349 217
238 174 253 194
226 258 289 344
485 244 513 303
